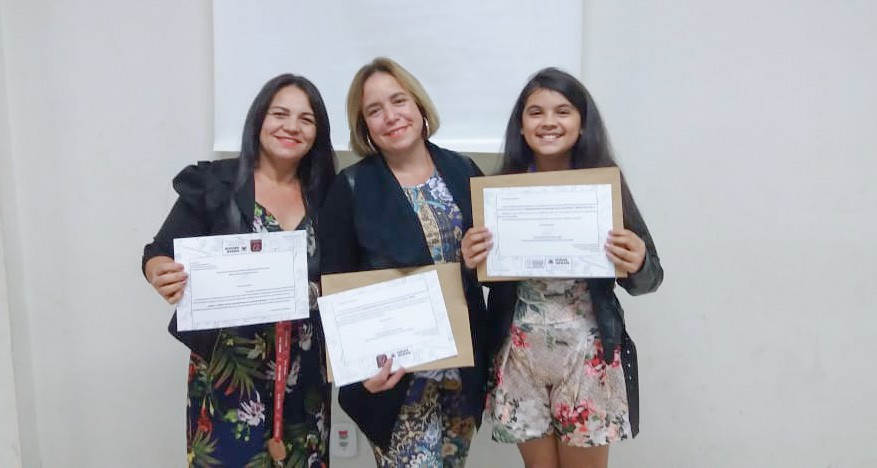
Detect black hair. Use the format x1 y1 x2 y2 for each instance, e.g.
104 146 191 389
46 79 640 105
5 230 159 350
236 74 337 207
501 67 617 174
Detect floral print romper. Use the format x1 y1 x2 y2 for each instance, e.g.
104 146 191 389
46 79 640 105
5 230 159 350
185 204 330 467
489 279 632 447
369 173 478 467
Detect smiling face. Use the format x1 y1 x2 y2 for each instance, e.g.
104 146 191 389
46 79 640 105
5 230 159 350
521 88 582 165
360 72 424 158
258 85 317 166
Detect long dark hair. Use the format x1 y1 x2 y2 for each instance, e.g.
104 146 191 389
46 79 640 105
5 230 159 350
236 74 337 207
501 67 616 174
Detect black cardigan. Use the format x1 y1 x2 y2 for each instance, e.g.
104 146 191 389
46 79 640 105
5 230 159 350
318 142 490 449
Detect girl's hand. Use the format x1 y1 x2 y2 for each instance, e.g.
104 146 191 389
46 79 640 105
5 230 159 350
604 229 646 274
461 227 493 269
363 356 406 393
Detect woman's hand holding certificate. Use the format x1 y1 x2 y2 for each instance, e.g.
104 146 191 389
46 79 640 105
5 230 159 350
173 231 309 331
317 270 458 387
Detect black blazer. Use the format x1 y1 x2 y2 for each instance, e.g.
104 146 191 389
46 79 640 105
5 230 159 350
142 159 253 358
319 142 490 449
142 158 329 359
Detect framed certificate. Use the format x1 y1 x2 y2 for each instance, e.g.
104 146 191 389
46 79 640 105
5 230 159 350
470 167 625 281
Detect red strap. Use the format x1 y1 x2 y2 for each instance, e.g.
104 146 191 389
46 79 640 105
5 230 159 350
273 321 292 441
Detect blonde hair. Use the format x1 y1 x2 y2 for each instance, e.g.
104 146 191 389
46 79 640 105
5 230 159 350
346 57 440 156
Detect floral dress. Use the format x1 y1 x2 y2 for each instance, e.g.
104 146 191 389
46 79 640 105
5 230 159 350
369 173 477 467
186 203 330 467
489 279 632 447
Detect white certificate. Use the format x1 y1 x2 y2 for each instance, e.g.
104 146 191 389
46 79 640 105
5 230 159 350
173 231 309 331
484 184 616 278
317 270 458 386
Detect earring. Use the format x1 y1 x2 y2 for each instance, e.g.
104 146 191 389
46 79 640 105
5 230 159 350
366 133 378 154
422 117 430 139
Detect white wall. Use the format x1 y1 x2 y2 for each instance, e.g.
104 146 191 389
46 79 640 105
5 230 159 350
0 1 23 465
1 0 213 466
581 2 877 467
0 233 22 468
1 0 875 467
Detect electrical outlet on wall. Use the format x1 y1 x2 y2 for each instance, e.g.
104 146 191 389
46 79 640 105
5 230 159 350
330 422 357 458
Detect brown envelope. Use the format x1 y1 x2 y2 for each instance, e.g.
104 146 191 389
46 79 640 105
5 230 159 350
470 167 626 281
320 263 474 383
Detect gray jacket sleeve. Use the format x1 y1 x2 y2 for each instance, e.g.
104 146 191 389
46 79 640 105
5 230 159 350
616 177 663 296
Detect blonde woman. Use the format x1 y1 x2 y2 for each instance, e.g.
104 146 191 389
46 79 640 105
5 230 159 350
319 58 489 467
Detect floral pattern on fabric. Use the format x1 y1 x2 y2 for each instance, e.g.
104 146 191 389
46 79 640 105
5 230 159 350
401 172 464 264
186 204 330 467
402 172 464 388
372 377 476 468
368 172 476 465
488 279 631 448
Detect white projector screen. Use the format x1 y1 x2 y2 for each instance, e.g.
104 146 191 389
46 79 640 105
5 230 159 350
214 0 582 153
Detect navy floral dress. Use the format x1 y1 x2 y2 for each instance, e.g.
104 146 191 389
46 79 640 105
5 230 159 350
186 203 330 467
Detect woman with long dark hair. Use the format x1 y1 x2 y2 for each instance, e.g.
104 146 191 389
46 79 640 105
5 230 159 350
463 68 663 468
142 74 336 466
